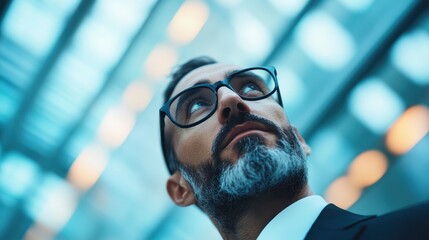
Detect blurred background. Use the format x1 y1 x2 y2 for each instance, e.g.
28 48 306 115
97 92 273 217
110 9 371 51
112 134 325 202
0 0 428 239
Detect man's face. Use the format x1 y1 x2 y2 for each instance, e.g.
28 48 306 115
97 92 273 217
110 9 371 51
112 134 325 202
164 63 309 228
165 63 292 169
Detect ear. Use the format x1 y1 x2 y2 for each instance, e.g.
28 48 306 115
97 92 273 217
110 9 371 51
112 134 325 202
166 171 196 207
292 126 311 156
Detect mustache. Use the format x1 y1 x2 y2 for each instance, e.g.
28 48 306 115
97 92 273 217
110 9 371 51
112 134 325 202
211 113 285 161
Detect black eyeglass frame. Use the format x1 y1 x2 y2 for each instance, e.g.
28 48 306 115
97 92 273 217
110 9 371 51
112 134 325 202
159 66 284 174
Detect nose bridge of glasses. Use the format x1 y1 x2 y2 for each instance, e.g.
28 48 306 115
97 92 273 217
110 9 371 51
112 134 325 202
213 78 230 90
215 85 240 103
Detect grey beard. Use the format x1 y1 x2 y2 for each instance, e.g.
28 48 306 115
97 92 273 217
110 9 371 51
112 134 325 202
179 131 308 232
219 135 307 199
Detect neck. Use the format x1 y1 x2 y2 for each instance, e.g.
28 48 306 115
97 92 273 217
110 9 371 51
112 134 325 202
212 184 311 240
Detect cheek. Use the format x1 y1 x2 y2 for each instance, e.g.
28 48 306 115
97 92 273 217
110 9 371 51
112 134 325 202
253 101 290 129
174 128 214 166
273 107 290 129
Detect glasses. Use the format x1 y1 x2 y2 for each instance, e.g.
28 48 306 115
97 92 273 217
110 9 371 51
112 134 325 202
159 66 283 173
160 66 283 128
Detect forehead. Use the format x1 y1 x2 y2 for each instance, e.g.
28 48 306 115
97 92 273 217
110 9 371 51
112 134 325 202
171 63 241 97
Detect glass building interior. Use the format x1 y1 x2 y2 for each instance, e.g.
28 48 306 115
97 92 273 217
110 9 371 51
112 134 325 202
0 0 428 239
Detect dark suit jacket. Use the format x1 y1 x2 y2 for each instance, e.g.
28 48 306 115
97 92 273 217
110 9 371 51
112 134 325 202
305 202 429 239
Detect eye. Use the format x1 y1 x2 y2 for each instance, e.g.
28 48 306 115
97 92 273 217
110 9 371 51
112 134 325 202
184 94 214 118
172 87 216 125
240 82 264 96
188 100 209 114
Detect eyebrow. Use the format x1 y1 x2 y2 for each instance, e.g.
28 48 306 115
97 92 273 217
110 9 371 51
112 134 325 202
231 70 261 80
227 70 240 76
191 79 211 87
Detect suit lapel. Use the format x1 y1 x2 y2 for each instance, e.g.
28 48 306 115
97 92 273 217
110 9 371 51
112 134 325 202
305 204 376 239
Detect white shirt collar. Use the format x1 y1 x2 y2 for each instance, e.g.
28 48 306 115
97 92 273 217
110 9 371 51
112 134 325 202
258 195 328 240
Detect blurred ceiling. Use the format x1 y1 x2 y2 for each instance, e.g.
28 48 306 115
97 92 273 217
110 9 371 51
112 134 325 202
0 0 429 239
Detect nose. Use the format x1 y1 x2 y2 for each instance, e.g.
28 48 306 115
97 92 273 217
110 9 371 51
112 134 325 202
216 87 251 124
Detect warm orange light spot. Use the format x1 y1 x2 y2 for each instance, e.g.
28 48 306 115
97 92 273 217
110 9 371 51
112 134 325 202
67 144 108 190
24 223 54 240
386 105 429 155
144 44 178 79
348 150 388 188
325 176 362 209
168 0 209 44
122 81 153 112
97 105 136 148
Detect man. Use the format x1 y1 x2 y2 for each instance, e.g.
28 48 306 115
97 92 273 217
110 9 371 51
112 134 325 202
159 56 429 239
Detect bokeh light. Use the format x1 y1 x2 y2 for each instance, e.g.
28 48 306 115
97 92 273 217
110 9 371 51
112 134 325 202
325 176 362 209
168 0 209 44
348 150 388 188
386 105 429 155
67 143 109 190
